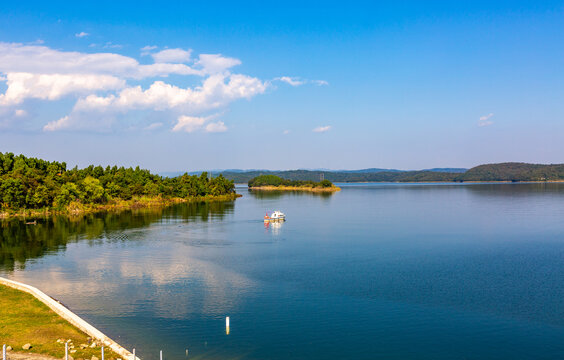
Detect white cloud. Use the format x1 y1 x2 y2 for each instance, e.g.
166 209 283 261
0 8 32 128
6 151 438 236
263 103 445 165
283 130 290 135
172 115 208 132
479 113 494 121
276 77 305 86
196 54 241 74
141 45 158 55
74 74 267 112
478 113 494 127
144 122 163 131
275 76 329 87
104 42 123 49
0 42 200 80
313 125 331 133
172 115 227 133
137 63 201 78
152 48 192 63
75 32 89 38
0 42 139 76
44 115 70 131
313 80 329 86
0 72 125 105
205 121 227 133
0 42 305 133
43 113 118 132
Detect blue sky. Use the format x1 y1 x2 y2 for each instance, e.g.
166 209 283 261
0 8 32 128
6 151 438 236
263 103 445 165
0 1 562 171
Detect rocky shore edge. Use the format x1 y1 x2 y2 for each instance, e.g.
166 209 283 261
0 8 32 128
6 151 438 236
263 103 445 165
248 185 341 192
0 193 242 219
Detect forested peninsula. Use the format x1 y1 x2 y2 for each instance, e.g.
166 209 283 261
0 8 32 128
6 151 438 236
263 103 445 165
0 152 238 217
248 175 340 192
224 163 564 183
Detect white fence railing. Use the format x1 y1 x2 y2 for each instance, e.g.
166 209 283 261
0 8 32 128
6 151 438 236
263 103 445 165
2 344 171 360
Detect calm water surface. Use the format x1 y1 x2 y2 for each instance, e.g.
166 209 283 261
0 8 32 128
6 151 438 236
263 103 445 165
2 183 564 359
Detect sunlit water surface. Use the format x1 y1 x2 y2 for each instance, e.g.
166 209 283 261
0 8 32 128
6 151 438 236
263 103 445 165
2 183 564 359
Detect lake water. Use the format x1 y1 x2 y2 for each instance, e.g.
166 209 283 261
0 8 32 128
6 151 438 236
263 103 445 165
2 183 564 359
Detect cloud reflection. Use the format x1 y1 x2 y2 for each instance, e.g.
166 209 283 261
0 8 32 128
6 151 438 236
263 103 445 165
4 220 255 321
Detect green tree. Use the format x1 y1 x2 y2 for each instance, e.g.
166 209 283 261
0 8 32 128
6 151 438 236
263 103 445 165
28 184 51 208
54 183 81 208
80 177 106 203
0 178 26 209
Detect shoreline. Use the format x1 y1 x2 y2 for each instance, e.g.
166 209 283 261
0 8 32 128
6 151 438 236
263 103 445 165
333 180 564 184
0 193 241 219
0 277 137 360
249 185 341 192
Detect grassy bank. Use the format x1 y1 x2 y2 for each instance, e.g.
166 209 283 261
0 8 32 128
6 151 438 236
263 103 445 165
0 193 241 219
0 284 120 359
249 185 341 192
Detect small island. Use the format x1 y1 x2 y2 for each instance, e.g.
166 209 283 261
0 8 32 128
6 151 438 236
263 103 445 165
248 175 341 192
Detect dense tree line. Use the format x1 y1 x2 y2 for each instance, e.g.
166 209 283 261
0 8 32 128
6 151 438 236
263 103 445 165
248 175 334 188
226 169 461 183
458 163 564 182
228 163 564 183
0 152 236 211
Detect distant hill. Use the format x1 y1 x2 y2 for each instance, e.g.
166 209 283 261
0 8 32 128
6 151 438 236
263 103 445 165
214 163 564 183
335 168 403 173
423 168 467 173
458 163 564 182
162 167 467 176
163 163 564 183
219 169 460 183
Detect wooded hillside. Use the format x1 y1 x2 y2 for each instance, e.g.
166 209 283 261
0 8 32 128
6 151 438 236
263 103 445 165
222 163 564 183
0 152 236 212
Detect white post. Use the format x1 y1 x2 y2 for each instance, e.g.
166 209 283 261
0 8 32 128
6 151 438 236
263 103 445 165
132 348 135 360
65 342 68 360
226 316 230 327
101 346 104 360
160 350 162 360
3 344 6 360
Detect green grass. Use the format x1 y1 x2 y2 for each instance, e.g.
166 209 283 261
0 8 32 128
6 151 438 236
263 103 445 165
0 284 120 359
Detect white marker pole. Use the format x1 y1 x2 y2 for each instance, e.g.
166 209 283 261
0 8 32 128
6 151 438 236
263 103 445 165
3 344 6 360
226 316 230 327
160 350 163 360
65 342 68 360
132 348 135 360
101 346 104 360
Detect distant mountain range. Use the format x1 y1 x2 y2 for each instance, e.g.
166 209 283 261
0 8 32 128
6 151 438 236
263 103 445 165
160 167 467 179
162 163 564 183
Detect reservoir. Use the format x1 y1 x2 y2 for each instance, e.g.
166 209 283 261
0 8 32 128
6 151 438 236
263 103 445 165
2 183 564 359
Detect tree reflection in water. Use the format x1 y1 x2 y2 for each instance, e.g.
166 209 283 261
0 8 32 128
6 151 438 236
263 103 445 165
0 201 235 271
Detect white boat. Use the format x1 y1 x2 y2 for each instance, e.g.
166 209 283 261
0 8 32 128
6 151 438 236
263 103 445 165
264 210 286 222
